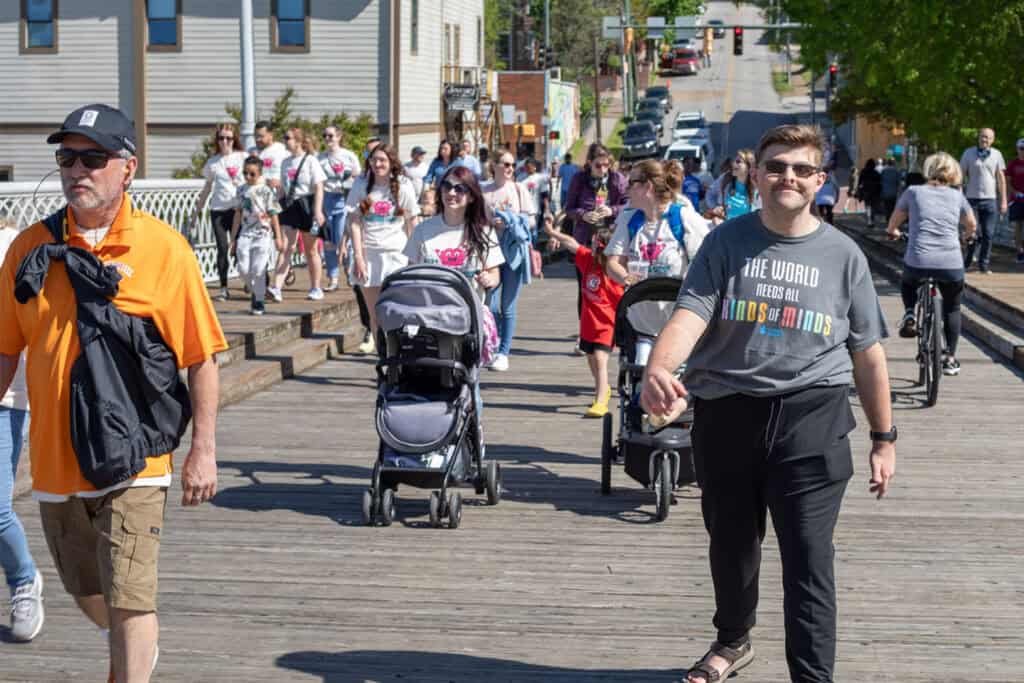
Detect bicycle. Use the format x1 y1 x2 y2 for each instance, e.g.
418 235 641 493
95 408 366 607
913 277 943 407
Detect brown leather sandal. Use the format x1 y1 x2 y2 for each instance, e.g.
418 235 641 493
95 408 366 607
683 640 755 682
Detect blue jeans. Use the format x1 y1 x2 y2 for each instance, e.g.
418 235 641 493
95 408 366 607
322 192 348 280
489 265 525 356
964 198 997 270
0 408 35 592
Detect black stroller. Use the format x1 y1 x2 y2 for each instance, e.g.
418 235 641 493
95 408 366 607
362 264 501 529
600 277 697 521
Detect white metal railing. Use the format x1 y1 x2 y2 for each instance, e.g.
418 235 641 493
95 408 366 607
0 178 306 283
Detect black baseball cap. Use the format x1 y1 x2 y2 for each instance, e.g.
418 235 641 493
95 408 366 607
411 146 427 156
47 104 138 155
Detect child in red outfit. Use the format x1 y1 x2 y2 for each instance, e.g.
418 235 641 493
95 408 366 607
544 217 623 417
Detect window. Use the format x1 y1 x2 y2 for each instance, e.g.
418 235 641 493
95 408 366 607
454 24 461 65
444 24 451 65
272 0 309 52
21 0 58 54
476 16 482 65
410 0 419 55
147 0 181 51
0 166 13 183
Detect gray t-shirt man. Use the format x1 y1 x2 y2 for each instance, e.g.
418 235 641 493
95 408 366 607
676 212 889 399
897 184 972 271
960 146 1006 200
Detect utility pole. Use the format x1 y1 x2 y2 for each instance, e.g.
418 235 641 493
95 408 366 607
594 33 603 144
239 0 256 150
809 67 816 125
544 0 550 54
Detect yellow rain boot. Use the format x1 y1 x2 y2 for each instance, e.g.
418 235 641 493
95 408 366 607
585 388 612 418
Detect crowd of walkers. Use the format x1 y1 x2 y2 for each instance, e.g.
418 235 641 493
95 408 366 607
15 100 1020 683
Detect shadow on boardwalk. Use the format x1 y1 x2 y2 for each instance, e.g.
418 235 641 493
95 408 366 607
275 650 678 682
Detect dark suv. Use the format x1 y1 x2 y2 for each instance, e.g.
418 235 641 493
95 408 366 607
643 86 673 114
621 121 659 159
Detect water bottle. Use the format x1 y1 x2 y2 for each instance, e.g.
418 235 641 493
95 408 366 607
309 221 320 237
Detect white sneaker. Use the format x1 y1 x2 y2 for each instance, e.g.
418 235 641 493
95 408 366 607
357 337 376 355
324 277 340 292
10 570 44 642
307 288 325 301
267 286 283 303
489 354 509 372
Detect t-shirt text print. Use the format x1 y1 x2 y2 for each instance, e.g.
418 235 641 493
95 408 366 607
723 256 832 339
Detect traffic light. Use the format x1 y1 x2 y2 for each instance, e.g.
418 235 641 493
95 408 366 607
828 62 838 90
733 27 744 56
537 44 547 68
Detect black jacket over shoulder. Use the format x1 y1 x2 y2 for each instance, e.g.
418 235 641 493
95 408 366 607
13 208 192 490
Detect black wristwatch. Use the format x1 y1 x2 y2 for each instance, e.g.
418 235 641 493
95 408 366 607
870 426 898 443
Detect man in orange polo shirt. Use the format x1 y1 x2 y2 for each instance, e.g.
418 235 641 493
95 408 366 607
0 104 227 682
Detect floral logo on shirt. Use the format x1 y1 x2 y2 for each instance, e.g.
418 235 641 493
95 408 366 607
527 181 537 190
332 162 345 174
263 158 273 168
226 166 239 179
287 168 298 180
436 247 468 267
640 241 666 262
372 199 394 217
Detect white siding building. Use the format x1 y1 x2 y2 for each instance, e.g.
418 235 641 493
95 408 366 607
0 0 484 182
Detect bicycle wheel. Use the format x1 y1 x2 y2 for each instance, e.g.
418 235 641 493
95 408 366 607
925 293 942 407
915 296 928 386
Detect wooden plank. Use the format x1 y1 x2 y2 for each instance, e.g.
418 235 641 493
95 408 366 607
3 261 1022 682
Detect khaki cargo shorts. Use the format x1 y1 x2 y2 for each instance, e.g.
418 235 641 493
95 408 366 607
39 486 167 613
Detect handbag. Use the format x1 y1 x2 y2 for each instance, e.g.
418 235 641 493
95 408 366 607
282 154 313 229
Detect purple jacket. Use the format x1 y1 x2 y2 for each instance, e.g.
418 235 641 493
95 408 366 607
564 170 629 243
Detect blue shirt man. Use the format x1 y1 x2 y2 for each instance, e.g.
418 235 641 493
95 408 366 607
558 153 580 209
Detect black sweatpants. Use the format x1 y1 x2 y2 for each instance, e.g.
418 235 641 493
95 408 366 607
691 386 855 683
210 209 234 288
353 285 371 330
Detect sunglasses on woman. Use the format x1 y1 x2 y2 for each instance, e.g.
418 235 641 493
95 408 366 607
217 135 234 142
761 160 821 178
499 161 515 168
439 181 469 196
55 148 120 170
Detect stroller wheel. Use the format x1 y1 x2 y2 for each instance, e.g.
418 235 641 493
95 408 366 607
379 488 396 526
285 269 296 286
428 491 443 528
361 488 376 526
486 461 502 505
600 413 614 496
655 454 671 522
447 491 463 529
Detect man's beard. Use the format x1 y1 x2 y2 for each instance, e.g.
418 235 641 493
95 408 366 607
63 177 116 210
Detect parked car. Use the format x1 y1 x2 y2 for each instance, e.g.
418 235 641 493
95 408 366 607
635 97 663 116
672 48 700 76
643 86 673 114
621 122 659 160
634 109 664 136
673 37 697 51
708 19 726 39
664 138 715 175
672 110 709 141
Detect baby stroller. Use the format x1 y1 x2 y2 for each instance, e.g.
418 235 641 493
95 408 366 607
362 264 502 529
600 277 697 521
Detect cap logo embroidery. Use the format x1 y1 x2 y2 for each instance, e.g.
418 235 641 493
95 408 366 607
79 110 99 127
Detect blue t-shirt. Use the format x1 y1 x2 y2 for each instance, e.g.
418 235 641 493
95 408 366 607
725 181 753 219
559 163 580 203
682 174 703 209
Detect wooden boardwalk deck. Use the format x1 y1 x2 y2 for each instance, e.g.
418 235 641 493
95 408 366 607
3 259 1023 682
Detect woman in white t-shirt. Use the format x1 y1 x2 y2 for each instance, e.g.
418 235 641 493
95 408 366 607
605 159 708 365
271 127 327 302
318 126 361 292
404 166 504 300
190 123 246 301
0 222 41 641
481 149 536 372
346 143 421 352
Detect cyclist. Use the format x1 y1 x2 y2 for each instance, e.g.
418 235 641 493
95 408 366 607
887 152 977 376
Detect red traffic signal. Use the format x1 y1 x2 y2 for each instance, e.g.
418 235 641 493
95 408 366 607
734 27 743 36
733 27 744 55
828 63 837 74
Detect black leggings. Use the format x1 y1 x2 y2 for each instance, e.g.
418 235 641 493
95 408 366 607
354 285 371 330
210 209 234 287
900 269 964 355
575 265 584 319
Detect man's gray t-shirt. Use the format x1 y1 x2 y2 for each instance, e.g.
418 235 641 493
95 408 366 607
897 184 972 271
960 146 1006 199
676 212 889 399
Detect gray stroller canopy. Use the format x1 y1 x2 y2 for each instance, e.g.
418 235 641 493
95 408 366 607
376 264 483 345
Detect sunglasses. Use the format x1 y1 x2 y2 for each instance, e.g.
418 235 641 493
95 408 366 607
499 161 515 168
55 148 120 170
323 133 335 139
217 135 234 141
761 160 821 178
439 181 469 196
628 177 646 186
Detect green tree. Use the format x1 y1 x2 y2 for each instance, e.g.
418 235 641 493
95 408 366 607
173 88 377 179
780 0 1024 151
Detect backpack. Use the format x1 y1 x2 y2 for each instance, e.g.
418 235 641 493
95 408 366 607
627 204 690 261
